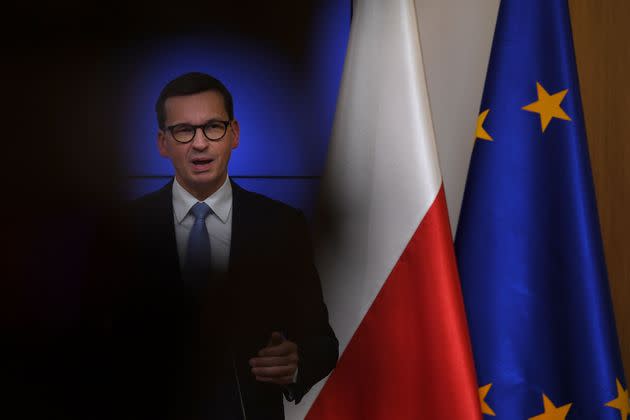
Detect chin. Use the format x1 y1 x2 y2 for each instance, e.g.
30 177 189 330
193 172 225 186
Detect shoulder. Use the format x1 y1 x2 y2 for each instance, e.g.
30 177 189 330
126 180 173 212
231 180 305 222
118 180 174 232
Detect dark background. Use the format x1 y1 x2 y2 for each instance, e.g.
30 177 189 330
3 1 349 417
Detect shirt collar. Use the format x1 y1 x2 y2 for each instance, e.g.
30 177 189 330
172 176 233 224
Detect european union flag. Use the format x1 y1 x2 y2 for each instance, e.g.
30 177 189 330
455 1 628 419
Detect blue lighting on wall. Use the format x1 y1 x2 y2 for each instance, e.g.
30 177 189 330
119 0 350 216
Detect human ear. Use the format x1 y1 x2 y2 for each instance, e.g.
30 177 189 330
230 120 240 149
157 130 169 157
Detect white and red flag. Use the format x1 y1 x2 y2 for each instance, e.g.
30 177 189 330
286 0 482 418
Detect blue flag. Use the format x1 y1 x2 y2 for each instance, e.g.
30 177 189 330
455 1 628 419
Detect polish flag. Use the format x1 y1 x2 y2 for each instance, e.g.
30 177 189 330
285 0 481 418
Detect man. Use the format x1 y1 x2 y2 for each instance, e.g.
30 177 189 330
116 72 338 419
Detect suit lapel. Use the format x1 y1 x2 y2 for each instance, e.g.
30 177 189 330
228 179 254 277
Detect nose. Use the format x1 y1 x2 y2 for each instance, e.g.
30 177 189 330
191 127 208 150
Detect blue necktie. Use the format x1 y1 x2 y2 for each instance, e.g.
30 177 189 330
185 202 212 285
186 204 244 419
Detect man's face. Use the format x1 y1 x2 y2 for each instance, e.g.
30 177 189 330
158 90 239 199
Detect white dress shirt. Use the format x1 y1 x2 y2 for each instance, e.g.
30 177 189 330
172 176 232 274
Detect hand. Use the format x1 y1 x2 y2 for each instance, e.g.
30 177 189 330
249 331 299 385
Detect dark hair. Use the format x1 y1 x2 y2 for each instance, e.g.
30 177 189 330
155 72 234 129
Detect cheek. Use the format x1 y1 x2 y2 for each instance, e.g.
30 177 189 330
168 149 189 170
218 144 233 160
174 145 190 159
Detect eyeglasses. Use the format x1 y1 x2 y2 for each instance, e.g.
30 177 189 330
166 120 231 143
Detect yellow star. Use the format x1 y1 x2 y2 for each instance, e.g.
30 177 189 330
528 394 572 420
476 109 493 141
522 82 571 132
605 378 630 419
479 383 496 416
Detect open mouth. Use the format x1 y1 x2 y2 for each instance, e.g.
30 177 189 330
191 158 214 170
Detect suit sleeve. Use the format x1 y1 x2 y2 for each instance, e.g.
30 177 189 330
284 210 339 403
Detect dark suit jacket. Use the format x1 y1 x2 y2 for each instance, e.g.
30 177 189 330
112 179 338 419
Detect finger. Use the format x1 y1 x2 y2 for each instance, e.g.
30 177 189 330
251 365 296 378
257 340 298 357
249 355 298 367
255 375 295 385
270 331 285 346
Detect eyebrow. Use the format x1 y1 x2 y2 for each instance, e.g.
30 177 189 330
167 117 230 126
